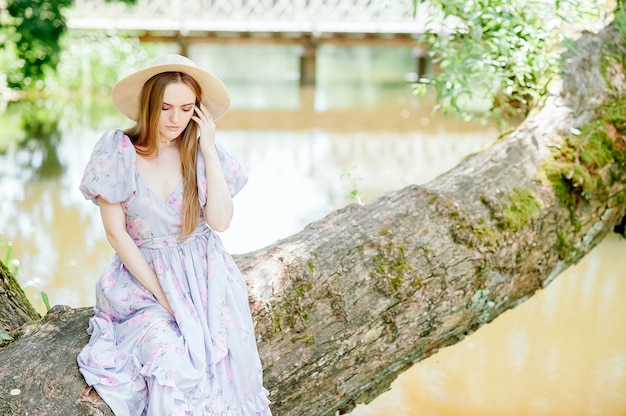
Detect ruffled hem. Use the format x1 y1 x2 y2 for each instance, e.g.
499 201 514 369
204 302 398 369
201 389 272 416
78 316 135 387
139 354 189 407
139 354 271 415
138 353 203 409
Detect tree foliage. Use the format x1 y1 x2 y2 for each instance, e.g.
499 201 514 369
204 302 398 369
0 0 137 91
414 0 608 123
1 0 74 89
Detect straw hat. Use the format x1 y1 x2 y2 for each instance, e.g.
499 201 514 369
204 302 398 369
111 54 230 122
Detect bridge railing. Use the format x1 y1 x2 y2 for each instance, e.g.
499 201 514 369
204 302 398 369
67 0 432 34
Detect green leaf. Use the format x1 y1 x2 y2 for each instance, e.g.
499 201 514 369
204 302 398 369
41 291 51 312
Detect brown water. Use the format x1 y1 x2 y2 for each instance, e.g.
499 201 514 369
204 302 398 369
0 44 624 415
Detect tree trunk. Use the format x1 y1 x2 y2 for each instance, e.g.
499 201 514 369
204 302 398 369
2 21 626 416
0 261 40 339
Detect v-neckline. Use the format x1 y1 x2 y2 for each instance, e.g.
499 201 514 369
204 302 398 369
135 171 183 204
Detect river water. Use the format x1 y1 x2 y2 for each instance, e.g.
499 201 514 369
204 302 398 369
0 44 624 415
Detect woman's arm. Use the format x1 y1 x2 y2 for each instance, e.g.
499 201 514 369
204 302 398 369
98 196 174 316
194 103 234 232
200 146 233 232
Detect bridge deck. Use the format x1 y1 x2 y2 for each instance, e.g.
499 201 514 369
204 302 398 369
67 18 426 36
66 0 434 37
66 0 436 85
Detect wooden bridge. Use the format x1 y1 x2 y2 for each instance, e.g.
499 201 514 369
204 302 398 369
66 0 435 85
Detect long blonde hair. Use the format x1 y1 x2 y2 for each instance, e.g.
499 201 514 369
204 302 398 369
124 72 202 238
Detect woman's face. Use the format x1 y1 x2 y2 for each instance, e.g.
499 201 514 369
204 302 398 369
158 81 197 142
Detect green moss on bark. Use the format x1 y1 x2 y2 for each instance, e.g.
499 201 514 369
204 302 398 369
0 260 41 344
270 261 315 338
368 226 421 295
502 188 543 232
542 95 626 212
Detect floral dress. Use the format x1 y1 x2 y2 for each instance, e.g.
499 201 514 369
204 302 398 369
77 129 271 416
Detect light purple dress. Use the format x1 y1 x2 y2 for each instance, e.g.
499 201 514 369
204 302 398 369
77 129 271 416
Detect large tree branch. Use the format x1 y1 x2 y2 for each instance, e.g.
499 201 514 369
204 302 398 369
244 22 626 414
1 20 626 416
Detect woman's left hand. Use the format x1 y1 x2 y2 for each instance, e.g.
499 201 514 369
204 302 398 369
192 102 216 153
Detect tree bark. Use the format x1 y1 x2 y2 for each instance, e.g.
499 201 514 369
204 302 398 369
0 261 41 339
2 21 626 416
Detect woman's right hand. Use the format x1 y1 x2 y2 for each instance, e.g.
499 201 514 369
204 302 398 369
193 102 216 153
156 292 175 317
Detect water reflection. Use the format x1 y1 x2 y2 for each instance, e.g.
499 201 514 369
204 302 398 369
2 99 64 179
21 102 65 178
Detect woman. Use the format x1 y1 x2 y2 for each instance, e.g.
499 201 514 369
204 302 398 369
77 54 272 415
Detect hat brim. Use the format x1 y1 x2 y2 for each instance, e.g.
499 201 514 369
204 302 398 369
111 63 230 122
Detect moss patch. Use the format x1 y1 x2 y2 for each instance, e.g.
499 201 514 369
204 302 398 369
502 188 543 232
542 95 626 212
271 263 315 337
449 206 500 249
370 241 418 294
448 187 543 252
368 226 420 295
556 229 572 260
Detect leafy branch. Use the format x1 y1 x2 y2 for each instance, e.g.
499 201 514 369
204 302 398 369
413 0 604 124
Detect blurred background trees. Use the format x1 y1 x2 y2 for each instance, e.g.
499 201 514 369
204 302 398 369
0 0 137 92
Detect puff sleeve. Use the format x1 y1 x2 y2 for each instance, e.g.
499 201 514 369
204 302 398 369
197 142 248 206
79 129 137 206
